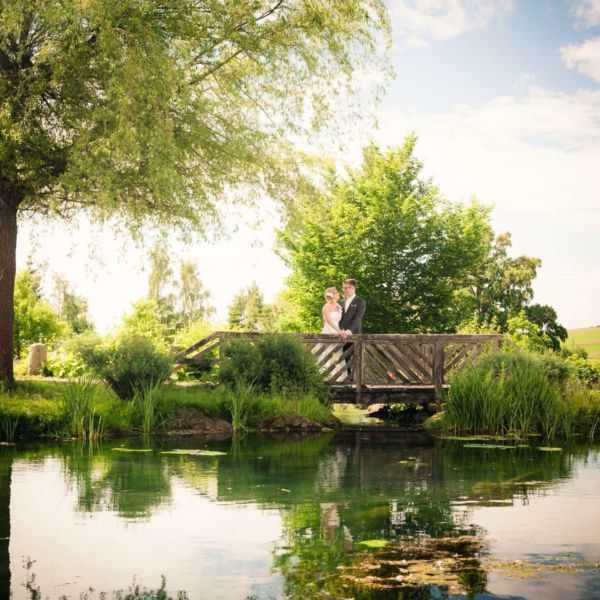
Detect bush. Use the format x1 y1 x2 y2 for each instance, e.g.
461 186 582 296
537 353 573 386
560 346 588 359
219 334 326 396
78 334 172 399
566 356 600 386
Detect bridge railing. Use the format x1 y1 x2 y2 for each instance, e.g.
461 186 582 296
173 332 503 405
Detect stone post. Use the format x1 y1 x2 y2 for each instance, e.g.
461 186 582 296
27 343 47 376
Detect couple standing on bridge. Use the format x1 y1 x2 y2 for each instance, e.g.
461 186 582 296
319 278 366 380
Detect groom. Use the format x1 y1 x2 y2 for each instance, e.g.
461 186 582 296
339 279 366 379
339 278 366 338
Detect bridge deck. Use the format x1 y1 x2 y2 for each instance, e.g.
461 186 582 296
173 332 502 407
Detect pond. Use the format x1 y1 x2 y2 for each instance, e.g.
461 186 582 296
1 431 599 599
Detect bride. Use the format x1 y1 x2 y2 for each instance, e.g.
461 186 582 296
319 287 346 381
322 287 342 335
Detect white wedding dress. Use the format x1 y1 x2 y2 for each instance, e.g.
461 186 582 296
319 307 347 381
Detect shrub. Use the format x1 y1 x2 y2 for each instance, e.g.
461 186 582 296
560 346 588 359
566 356 600 386
537 353 573 387
78 334 172 399
219 334 326 396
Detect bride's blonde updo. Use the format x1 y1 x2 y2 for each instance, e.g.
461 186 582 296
324 287 338 301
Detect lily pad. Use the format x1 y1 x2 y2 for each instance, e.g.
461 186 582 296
442 435 523 441
160 449 227 456
112 448 152 453
538 447 562 452
464 444 515 449
358 539 390 549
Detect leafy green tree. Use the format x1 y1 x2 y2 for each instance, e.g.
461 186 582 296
119 300 167 349
13 270 67 358
148 245 175 310
261 290 306 332
524 304 568 352
228 283 265 331
461 233 543 330
0 0 390 384
278 136 493 333
176 261 214 327
52 275 94 334
507 311 555 353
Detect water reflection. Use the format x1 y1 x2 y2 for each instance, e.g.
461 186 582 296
1 433 599 599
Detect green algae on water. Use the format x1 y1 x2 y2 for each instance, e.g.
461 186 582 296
358 539 390 548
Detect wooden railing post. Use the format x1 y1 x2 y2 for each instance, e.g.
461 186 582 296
355 336 364 405
433 340 444 410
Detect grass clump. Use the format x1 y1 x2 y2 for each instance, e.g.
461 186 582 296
442 349 600 439
60 378 104 440
132 381 165 434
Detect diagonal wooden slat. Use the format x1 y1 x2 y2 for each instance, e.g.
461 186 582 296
374 343 412 384
389 343 432 382
364 345 397 384
371 343 412 384
383 343 425 384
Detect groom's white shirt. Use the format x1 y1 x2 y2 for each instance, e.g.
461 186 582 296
344 295 356 312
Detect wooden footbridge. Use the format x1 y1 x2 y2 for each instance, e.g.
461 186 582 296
174 332 502 407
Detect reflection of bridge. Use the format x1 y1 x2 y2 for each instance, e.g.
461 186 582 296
174 332 502 406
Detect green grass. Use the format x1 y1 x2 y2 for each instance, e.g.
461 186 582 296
2 379 333 439
566 326 600 359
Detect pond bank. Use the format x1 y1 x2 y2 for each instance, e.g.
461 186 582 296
0 379 339 441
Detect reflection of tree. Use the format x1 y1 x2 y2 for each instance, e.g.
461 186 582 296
210 434 335 506
59 443 172 519
0 449 13 599
273 434 578 600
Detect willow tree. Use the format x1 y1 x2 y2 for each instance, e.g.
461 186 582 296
0 0 390 384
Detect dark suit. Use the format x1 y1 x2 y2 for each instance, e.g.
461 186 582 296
339 296 366 334
340 296 366 378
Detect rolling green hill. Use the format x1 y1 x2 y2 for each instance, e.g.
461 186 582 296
566 326 600 359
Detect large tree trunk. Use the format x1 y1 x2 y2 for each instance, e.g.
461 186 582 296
0 204 17 387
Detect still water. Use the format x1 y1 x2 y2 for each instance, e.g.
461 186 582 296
1 432 599 599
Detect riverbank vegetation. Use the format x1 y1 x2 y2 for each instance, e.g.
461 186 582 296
0 378 333 442
1 332 334 441
438 348 600 439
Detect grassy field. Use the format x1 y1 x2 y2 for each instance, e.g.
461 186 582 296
566 326 600 359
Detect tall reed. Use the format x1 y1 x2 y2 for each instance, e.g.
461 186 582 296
220 382 261 433
442 350 568 438
61 378 104 440
132 380 164 434
0 413 19 441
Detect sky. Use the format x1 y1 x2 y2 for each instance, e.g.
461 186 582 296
16 0 600 333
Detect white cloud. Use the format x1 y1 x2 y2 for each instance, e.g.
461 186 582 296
372 85 600 327
390 0 515 47
377 86 600 228
571 0 600 28
561 37 600 83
